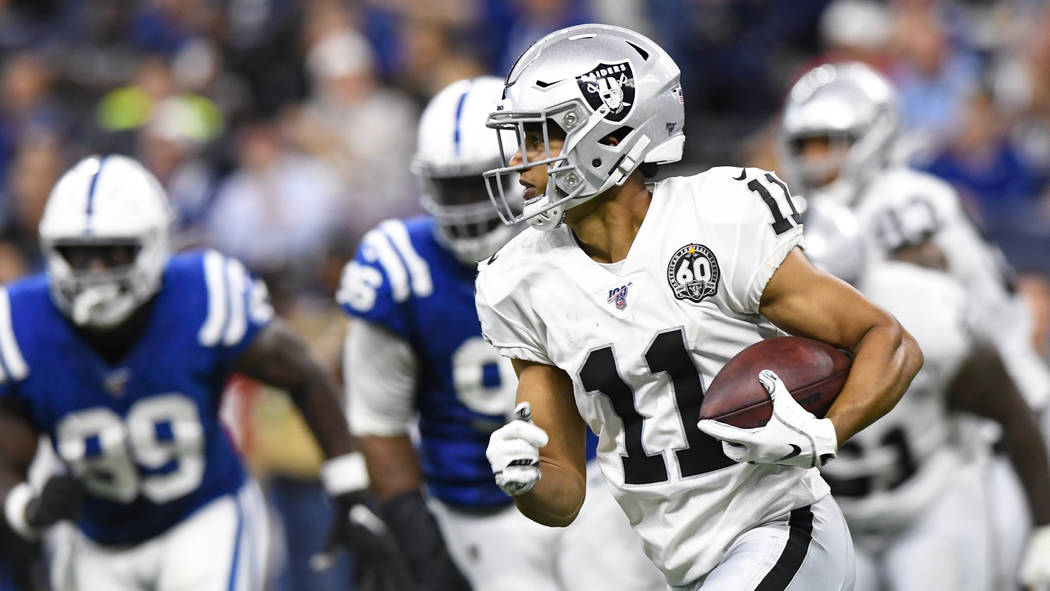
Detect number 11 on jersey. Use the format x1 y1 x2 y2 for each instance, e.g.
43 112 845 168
580 328 733 485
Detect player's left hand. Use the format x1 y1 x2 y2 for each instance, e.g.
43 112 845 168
24 474 84 529
698 370 838 468
487 402 548 496
1019 524 1050 589
313 490 413 591
312 453 413 591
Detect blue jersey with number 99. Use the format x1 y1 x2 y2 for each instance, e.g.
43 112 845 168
0 250 272 545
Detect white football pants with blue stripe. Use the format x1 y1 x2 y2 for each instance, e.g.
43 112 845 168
51 482 268 591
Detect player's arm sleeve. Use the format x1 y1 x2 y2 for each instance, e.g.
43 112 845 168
475 263 554 365
706 169 806 315
343 318 418 437
198 250 275 366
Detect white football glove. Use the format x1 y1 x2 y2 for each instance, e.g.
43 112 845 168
487 402 548 496
698 370 839 468
1020 524 1050 589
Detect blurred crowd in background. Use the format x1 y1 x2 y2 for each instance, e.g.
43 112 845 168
2 0 1050 316
2 0 1050 588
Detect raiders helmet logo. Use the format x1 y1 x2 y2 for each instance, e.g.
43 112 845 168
576 61 635 122
667 243 720 303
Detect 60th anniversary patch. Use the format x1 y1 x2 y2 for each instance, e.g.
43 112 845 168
667 243 720 303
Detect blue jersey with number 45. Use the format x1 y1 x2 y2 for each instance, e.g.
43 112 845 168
0 250 271 545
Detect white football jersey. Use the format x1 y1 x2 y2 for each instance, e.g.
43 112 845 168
475 167 831 586
847 166 1050 409
820 261 973 531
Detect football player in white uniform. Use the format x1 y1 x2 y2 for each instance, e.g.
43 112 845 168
778 61 1050 415
340 76 663 591
778 61 1050 588
476 25 922 590
804 202 1050 591
0 156 406 591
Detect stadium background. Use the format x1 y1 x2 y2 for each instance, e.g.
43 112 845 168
0 0 1048 589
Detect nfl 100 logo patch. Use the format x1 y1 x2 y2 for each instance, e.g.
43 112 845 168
667 243 719 303
607 282 633 310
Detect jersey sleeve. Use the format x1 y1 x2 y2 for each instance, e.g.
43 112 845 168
343 318 418 436
700 168 805 316
335 224 430 340
474 256 554 365
197 250 274 364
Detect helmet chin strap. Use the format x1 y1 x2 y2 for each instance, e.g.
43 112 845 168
71 284 137 329
524 199 566 231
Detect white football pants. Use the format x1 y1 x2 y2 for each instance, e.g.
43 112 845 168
675 495 856 591
851 461 994 591
431 461 665 591
51 482 268 591
984 454 1032 591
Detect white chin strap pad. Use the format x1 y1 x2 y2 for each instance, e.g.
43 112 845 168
525 200 565 231
72 284 136 328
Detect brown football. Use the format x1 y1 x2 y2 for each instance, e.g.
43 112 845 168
699 337 853 429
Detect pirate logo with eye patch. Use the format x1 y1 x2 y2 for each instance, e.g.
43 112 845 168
576 61 635 122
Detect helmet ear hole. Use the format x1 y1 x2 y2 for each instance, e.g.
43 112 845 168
600 126 633 147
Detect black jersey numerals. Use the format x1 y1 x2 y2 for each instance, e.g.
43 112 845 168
579 328 733 485
744 172 802 236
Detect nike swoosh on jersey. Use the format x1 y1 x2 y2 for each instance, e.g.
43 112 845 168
733 168 747 181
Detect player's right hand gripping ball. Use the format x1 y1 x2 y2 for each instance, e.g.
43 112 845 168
698 370 839 468
487 402 549 496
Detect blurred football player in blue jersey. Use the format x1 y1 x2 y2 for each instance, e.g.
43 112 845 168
337 76 663 591
0 155 408 591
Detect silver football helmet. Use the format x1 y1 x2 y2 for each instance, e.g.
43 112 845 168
779 62 899 202
802 198 868 285
484 24 685 231
39 155 173 328
413 76 522 264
